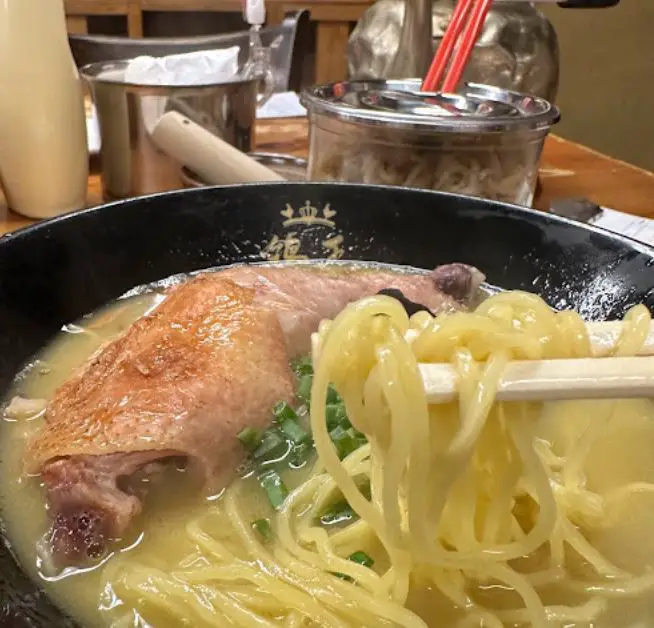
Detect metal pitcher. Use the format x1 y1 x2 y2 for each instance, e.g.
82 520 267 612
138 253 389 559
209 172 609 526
83 59 274 201
348 0 560 101
349 0 621 101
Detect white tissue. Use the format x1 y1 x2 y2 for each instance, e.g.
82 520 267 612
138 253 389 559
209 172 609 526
124 47 240 86
256 92 307 119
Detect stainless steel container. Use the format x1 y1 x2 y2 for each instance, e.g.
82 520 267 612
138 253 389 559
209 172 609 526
301 79 560 206
82 60 272 200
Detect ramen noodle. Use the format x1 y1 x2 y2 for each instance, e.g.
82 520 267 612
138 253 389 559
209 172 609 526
91 289 654 627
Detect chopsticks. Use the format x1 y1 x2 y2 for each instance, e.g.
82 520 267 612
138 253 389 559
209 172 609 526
419 321 654 403
421 357 654 403
421 0 493 93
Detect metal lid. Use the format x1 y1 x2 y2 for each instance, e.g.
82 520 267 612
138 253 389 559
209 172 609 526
301 79 560 133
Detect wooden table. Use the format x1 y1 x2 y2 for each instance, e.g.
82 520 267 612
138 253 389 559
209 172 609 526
1 118 653 237
65 0 143 37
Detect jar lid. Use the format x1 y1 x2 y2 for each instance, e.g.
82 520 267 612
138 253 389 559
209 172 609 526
301 79 560 133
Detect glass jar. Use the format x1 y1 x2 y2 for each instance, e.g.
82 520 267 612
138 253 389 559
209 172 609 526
301 80 560 207
348 0 560 102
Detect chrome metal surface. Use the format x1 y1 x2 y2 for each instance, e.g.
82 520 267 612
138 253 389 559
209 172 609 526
358 89 521 118
83 60 269 200
301 79 560 133
348 0 559 102
385 0 432 79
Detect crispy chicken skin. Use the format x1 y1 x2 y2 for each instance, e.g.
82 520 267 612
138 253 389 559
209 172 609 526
24 263 484 565
26 276 295 563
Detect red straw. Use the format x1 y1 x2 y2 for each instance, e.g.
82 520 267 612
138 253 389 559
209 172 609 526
421 0 492 94
441 0 493 93
421 0 473 92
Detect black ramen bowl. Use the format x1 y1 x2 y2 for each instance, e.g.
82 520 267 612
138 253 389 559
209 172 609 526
1 182 653 626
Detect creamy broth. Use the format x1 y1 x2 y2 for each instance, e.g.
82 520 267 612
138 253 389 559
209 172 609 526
0 262 440 626
2 263 654 627
0 286 319 626
0 292 163 625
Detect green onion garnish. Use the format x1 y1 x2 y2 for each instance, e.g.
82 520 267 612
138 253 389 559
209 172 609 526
273 401 309 445
253 428 288 461
280 419 309 445
259 469 289 510
252 518 273 543
325 403 349 430
289 441 313 468
273 401 298 424
297 374 313 402
329 425 362 460
241 356 367 511
348 551 374 568
293 356 314 377
320 500 359 526
332 551 375 582
326 385 341 404
236 427 262 452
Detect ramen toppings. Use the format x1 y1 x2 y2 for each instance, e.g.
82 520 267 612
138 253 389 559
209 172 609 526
24 263 481 565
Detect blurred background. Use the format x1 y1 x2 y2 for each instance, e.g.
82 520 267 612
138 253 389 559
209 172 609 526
540 1 654 171
70 0 653 170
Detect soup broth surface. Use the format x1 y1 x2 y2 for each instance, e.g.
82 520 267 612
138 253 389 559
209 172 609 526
2 261 654 627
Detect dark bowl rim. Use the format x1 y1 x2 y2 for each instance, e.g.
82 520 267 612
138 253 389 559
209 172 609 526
1 182 652 260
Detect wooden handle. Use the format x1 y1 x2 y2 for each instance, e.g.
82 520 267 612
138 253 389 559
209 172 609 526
418 321 654 403
420 356 654 404
151 111 285 186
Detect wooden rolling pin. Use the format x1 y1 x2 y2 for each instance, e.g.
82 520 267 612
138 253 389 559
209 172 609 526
151 111 285 186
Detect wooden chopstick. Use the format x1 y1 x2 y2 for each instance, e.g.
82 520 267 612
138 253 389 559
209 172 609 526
418 321 654 403
421 0 493 93
420 356 654 404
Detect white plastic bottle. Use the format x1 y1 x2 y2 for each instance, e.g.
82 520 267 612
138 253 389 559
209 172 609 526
0 0 88 218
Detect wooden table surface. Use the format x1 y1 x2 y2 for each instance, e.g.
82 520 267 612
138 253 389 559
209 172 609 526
1 117 653 237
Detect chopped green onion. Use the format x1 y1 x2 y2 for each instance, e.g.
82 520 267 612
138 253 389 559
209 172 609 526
280 418 309 445
236 427 262 452
272 401 309 445
320 500 359 526
348 551 374 568
273 401 298 424
259 470 289 510
326 385 341 404
289 441 313 468
332 552 375 582
329 425 362 460
253 429 288 461
297 374 313 402
252 518 273 543
325 403 350 430
293 356 314 377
